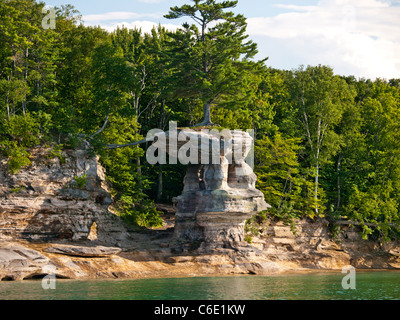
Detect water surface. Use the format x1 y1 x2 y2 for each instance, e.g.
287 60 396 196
1 271 400 300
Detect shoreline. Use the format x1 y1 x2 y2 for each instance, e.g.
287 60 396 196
1 149 399 283
7 267 400 284
2 237 400 282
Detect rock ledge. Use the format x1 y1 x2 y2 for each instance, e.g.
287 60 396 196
44 245 122 257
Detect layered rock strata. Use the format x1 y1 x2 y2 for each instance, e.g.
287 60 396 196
0 146 128 244
2 142 398 282
1 218 400 281
156 129 270 247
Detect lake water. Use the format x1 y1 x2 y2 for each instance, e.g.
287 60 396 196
1 271 400 300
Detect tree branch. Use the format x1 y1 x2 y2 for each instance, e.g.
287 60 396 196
104 137 150 150
88 108 111 140
334 220 399 229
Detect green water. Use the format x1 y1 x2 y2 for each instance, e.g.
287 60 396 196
1 272 400 300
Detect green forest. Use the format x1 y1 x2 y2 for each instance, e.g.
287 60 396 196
1 0 400 240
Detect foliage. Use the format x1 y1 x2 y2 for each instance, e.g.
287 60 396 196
0 0 400 239
164 0 263 125
100 115 163 228
0 140 31 174
46 144 65 162
74 174 88 189
115 196 164 229
344 185 398 241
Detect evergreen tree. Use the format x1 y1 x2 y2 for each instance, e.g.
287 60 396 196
164 0 263 126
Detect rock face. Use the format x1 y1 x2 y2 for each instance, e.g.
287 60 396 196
248 219 400 270
2 218 400 282
1 143 399 283
44 244 122 257
0 242 50 281
170 130 270 247
0 146 128 244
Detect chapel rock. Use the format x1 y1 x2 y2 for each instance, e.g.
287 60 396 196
153 128 270 248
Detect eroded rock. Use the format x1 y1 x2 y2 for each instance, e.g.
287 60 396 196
0 147 129 244
0 242 50 281
167 130 270 247
45 245 122 257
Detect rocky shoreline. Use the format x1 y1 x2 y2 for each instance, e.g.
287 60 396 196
1 216 400 282
1 146 400 282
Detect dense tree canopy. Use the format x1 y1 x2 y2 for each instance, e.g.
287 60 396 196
1 0 400 239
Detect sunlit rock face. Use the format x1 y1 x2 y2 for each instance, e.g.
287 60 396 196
165 129 270 248
0 146 128 244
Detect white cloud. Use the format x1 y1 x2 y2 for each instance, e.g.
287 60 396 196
247 0 400 79
137 0 164 3
82 11 161 23
82 10 179 35
95 21 179 34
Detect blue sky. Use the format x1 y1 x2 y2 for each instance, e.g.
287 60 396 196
43 0 400 80
44 0 317 17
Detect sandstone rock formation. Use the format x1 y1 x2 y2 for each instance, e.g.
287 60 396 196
1 142 399 283
2 217 400 282
0 242 51 281
247 218 400 270
0 145 128 244
44 244 122 257
157 129 270 247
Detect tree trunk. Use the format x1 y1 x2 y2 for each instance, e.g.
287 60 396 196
202 20 207 74
105 137 149 150
137 156 142 192
22 47 29 116
314 162 319 215
11 47 16 77
156 164 163 203
336 155 342 209
203 101 212 124
197 18 213 127
314 118 322 215
194 101 214 127
25 47 29 80
6 90 10 121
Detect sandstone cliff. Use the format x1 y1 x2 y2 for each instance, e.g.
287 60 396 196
0 146 129 244
1 146 400 281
